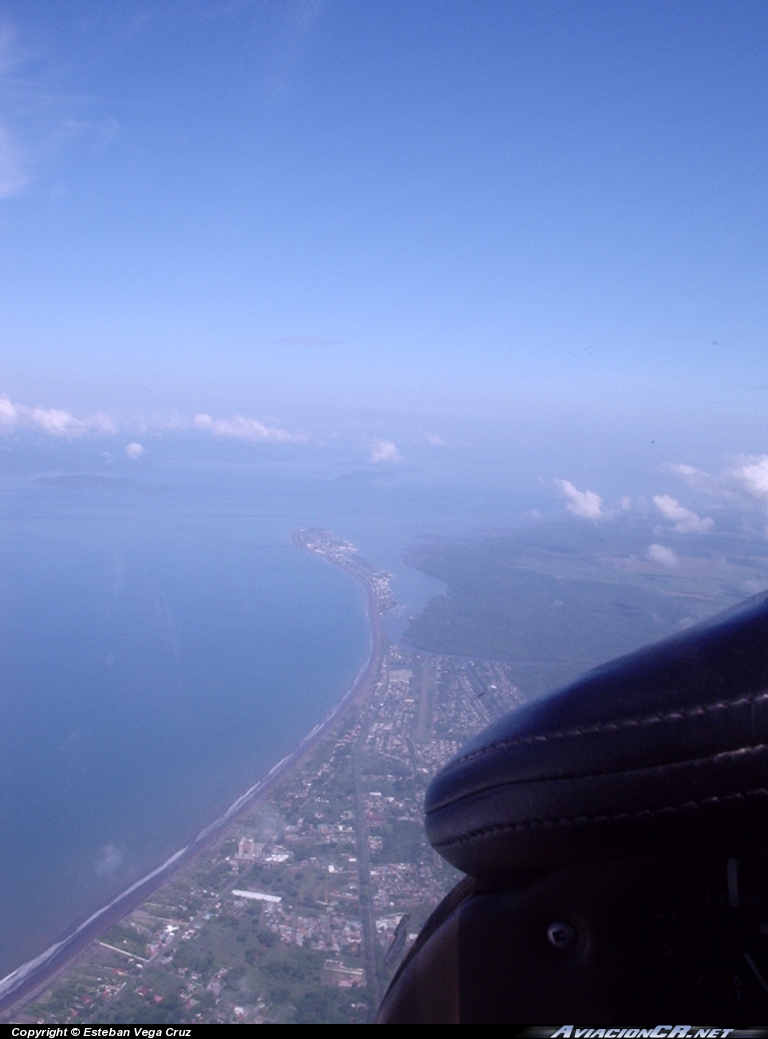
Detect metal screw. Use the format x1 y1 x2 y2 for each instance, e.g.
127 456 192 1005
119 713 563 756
546 921 576 950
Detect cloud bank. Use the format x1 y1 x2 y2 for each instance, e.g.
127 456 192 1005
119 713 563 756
0 394 115 438
0 393 308 445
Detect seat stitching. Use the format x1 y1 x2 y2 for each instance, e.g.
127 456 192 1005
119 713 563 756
431 787 768 848
430 741 768 811
442 690 768 772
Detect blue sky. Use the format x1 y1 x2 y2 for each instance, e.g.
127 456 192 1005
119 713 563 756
1 1 768 490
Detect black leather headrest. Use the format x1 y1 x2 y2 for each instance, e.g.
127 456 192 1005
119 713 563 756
425 591 768 881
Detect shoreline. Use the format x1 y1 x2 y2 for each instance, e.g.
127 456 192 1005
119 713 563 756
0 530 388 1019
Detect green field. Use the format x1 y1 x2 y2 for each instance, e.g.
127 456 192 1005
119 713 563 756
403 520 768 700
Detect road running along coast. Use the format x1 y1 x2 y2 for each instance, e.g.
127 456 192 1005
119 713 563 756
0 529 392 1019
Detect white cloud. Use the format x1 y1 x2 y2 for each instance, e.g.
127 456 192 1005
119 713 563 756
125 442 144 460
370 439 401 463
554 479 606 520
0 394 19 428
734 455 768 500
653 494 714 534
424 432 447 446
193 412 302 442
28 406 87 437
647 543 679 567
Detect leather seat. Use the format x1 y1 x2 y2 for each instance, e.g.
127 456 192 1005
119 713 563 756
426 591 768 881
378 592 768 1023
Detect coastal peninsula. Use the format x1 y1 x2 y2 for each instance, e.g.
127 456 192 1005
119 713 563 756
2 531 523 1023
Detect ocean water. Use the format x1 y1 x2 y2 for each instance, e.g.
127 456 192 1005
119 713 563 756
0 443 546 984
0 468 375 982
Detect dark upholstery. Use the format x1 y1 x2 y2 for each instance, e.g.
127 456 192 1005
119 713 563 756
426 592 768 880
378 592 768 1022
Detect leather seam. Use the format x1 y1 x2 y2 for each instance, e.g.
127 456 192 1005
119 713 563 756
442 690 768 772
429 741 768 813
431 787 768 848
